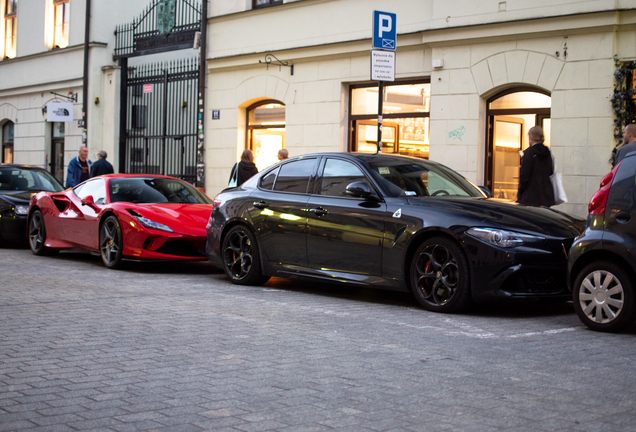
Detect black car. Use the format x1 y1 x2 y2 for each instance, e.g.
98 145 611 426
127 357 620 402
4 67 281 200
206 153 584 313
569 151 636 332
0 164 65 245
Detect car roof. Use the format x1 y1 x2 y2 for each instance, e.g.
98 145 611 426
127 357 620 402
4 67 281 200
0 163 50 171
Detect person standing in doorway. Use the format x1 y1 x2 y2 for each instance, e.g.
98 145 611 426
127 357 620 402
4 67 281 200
66 146 92 188
613 123 636 167
517 126 555 207
237 149 259 185
90 150 114 177
277 148 289 161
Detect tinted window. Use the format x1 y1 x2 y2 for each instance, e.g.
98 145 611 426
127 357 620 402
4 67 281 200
0 167 64 192
109 177 211 204
320 159 369 196
74 179 106 204
364 157 484 198
273 159 315 194
260 167 279 190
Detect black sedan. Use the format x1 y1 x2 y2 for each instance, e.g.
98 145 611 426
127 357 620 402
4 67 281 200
205 153 584 312
0 164 64 245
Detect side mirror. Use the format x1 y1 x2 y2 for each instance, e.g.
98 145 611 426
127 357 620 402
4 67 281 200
345 181 373 199
81 195 100 211
479 186 492 198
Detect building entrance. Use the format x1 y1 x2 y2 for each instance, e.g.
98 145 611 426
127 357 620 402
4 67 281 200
486 90 551 201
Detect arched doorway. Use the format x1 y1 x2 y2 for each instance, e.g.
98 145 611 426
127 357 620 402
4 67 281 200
246 100 285 171
486 89 551 201
2 121 14 163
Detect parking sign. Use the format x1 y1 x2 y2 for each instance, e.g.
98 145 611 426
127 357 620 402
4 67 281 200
372 10 396 50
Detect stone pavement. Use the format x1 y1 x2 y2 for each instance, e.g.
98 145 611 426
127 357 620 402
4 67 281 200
1 247 636 432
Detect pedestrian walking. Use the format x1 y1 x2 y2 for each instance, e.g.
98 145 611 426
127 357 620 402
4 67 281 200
66 146 92 188
517 126 555 207
237 149 259 185
277 148 289 161
613 123 636 167
90 150 115 177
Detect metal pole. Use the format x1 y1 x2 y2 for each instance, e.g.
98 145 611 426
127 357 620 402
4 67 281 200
162 68 169 175
196 0 207 188
82 0 91 145
377 80 384 153
118 58 128 173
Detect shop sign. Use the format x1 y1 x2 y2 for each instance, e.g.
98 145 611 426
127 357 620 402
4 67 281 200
47 102 74 122
371 50 395 81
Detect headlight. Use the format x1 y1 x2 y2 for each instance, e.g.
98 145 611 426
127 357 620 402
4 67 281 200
14 205 29 215
134 215 173 233
466 227 544 248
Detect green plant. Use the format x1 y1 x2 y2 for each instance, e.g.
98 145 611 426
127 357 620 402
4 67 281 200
610 56 636 165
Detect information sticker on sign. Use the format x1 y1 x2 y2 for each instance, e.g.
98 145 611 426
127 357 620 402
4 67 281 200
370 50 395 82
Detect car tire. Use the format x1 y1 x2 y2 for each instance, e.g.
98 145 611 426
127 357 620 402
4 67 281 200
28 210 58 256
572 261 636 333
100 216 125 269
222 225 270 285
410 237 472 313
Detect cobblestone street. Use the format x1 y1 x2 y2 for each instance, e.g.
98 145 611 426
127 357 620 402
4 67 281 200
1 247 636 432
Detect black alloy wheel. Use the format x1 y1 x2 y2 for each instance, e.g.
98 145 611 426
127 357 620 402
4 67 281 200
28 210 57 256
100 216 124 269
573 261 636 333
222 225 270 285
410 237 472 312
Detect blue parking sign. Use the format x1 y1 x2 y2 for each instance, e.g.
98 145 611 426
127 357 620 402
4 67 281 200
372 10 396 50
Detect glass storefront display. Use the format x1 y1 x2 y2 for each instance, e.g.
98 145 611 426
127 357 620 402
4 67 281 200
350 80 430 158
486 89 551 201
247 101 285 171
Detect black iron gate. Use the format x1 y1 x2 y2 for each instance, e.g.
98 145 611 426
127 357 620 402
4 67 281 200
114 0 202 184
124 59 199 183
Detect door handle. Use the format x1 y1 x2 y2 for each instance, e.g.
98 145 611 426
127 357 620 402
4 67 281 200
309 208 328 216
253 201 269 209
616 210 631 224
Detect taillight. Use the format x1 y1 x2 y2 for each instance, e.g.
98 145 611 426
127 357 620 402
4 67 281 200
588 162 622 215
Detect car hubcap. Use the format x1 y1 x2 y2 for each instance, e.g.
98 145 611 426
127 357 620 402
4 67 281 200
29 214 43 251
100 221 120 265
224 231 253 280
414 244 459 306
579 270 624 324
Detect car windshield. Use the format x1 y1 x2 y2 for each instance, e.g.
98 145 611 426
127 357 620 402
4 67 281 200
362 157 485 198
109 178 211 204
0 167 64 192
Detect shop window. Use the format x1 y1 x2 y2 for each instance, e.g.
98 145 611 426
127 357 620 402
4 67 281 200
247 100 285 171
51 122 64 183
349 80 431 159
253 0 283 9
53 0 69 49
486 88 551 200
3 0 16 59
2 121 13 163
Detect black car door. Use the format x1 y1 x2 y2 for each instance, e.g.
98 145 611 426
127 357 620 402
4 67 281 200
248 157 318 267
306 157 386 276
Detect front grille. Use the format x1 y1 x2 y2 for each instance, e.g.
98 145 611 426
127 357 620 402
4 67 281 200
153 240 206 258
502 270 567 295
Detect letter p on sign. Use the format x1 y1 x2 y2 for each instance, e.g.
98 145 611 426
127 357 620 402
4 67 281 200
372 10 397 51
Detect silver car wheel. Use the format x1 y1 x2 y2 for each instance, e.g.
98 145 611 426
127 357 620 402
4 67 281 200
578 270 624 324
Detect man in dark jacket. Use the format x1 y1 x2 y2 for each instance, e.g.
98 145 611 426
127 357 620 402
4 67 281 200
66 146 92 188
614 124 636 167
90 150 115 177
517 126 555 207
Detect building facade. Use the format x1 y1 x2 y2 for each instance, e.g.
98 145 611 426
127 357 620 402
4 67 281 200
205 0 636 217
0 0 201 185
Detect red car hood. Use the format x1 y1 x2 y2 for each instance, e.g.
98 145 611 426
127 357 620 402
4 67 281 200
126 203 213 236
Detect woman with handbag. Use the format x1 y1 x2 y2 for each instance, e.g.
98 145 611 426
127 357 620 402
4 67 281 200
517 126 557 207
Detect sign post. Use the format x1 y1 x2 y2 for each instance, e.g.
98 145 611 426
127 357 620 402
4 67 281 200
371 10 396 153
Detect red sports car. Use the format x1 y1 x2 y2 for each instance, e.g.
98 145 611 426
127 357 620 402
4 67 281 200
27 174 213 268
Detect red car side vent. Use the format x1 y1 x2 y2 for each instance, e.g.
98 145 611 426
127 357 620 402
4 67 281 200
588 161 622 215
